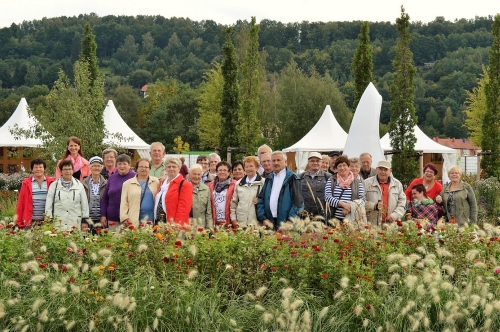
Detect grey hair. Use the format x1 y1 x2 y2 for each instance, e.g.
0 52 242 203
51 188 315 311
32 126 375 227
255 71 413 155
102 148 118 159
189 163 203 173
164 156 181 168
150 142 165 152
258 144 272 154
360 152 372 159
271 151 287 161
208 153 221 163
349 157 361 165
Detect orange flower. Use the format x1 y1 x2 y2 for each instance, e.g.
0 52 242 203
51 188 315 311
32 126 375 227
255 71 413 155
156 233 163 240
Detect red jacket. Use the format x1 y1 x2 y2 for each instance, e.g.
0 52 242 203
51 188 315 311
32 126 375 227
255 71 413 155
16 176 55 228
159 175 193 227
208 179 236 227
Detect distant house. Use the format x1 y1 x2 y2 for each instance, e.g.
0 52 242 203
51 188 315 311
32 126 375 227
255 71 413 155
433 137 481 156
140 84 148 98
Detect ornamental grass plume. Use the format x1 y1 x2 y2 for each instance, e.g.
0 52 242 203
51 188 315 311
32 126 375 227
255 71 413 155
98 249 112 256
30 274 45 283
256 286 268 298
137 243 148 252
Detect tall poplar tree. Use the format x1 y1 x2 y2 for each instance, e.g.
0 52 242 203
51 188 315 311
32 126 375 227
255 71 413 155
79 22 99 89
481 14 500 178
219 27 240 158
388 6 418 186
239 17 261 155
352 21 373 109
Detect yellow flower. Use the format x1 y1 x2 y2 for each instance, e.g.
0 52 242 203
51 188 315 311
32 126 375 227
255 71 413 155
98 265 105 270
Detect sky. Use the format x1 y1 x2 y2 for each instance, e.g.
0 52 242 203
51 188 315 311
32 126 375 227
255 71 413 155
1 0 499 28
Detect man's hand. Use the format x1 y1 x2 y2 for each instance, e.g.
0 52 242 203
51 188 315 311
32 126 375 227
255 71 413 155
100 216 107 227
263 219 274 229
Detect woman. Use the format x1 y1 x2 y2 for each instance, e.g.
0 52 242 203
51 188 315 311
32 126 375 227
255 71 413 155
154 157 193 228
349 157 362 180
121 158 160 227
100 154 136 229
188 163 213 230
435 166 477 226
179 156 189 178
407 184 442 227
320 155 330 172
82 156 107 231
45 160 89 231
55 137 90 181
209 161 237 228
16 158 55 229
324 156 365 222
405 163 443 202
230 156 265 228
231 160 245 181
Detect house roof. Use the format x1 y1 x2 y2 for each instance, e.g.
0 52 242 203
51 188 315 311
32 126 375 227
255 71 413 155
140 84 148 92
433 137 480 150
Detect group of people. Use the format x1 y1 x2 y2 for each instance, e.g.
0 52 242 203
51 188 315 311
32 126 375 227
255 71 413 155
15 138 477 232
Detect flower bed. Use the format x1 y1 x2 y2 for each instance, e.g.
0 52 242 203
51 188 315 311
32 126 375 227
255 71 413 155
1 218 500 331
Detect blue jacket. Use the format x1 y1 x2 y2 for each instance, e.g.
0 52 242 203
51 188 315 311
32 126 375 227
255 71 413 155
257 167 304 228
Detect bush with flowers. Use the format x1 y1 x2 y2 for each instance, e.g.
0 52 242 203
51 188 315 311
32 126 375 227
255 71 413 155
1 215 500 331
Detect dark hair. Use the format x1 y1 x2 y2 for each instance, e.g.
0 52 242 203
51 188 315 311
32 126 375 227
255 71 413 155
116 154 131 164
59 159 74 171
63 136 84 159
216 161 231 172
334 155 350 168
30 158 46 170
231 160 244 172
412 184 428 198
196 155 208 163
424 163 438 175
135 158 151 170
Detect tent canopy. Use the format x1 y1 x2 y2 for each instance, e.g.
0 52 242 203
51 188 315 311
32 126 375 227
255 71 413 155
0 98 46 147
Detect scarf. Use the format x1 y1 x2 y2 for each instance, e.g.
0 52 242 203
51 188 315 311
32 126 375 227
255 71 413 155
414 197 434 208
214 177 232 193
337 171 354 189
67 154 83 173
61 178 73 190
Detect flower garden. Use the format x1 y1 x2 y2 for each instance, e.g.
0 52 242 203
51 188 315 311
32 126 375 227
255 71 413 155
1 214 500 331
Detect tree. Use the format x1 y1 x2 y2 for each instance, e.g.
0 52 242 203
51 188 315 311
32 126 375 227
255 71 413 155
79 22 98 89
197 64 223 150
464 66 488 146
481 15 500 178
238 17 261 156
219 28 241 157
173 136 190 154
352 21 373 109
111 85 142 132
129 70 152 88
141 32 155 55
388 6 418 186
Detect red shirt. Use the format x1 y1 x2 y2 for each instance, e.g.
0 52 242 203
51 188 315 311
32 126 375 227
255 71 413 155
405 178 443 201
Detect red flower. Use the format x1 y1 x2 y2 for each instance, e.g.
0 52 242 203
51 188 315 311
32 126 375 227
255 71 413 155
313 247 321 252
260 264 266 270
416 224 423 229
417 232 423 236
69 277 75 283
128 253 134 258
333 238 340 243
396 220 403 227
147 221 152 225
175 240 182 246
106 244 112 248
197 227 204 232
321 273 328 279
271 266 277 271
366 305 372 310
109 222 117 227
439 239 445 244
291 251 297 257
163 257 170 263
128 225 135 230
61 266 68 273
304 253 310 258
177 265 182 270
186 259 193 265
39 263 47 269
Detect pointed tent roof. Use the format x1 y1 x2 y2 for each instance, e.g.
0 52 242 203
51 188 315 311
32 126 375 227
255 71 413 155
380 125 456 154
343 83 385 166
283 105 348 152
0 98 45 147
103 100 150 150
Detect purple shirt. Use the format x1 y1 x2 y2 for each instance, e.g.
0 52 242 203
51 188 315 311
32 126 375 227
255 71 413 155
100 171 136 222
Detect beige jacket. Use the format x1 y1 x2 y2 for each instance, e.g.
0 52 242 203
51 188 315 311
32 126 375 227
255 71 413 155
230 174 265 226
363 175 406 225
120 176 160 227
191 182 213 229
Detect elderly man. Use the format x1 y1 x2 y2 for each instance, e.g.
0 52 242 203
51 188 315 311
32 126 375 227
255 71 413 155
300 152 331 218
364 160 406 225
327 151 340 175
149 142 166 179
359 152 377 180
101 148 118 179
259 152 273 178
257 151 304 230
257 144 272 174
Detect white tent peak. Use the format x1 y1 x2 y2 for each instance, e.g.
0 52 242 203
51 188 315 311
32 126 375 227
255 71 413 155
343 82 385 165
0 98 45 147
103 100 150 152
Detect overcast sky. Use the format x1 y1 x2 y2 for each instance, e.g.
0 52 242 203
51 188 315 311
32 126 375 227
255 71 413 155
1 0 498 28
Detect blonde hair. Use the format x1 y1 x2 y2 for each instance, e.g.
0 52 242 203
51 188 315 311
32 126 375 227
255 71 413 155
447 165 463 177
164 157 181 168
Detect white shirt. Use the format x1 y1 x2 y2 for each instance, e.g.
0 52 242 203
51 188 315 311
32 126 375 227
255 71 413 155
270 168 286 218
246 174 257 185
154 174 180 219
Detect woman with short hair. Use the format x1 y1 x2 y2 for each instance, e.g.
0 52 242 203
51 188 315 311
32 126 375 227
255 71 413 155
231 160 245 181
82 156 107 231
407 183 442 226
188 163 213 229
209 161 237 228
405 163 443 202
349 157 362 180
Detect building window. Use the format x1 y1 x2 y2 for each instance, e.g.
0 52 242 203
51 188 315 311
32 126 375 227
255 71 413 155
8 164 17 173
462 149 469 156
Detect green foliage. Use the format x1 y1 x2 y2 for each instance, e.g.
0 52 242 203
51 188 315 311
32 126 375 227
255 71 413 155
474 177 500 222
481 15 500 178
197 64 223 150
465 67 488 146
389 7 418 187
79 22 99 90
352 21 373 109
219 28 241 157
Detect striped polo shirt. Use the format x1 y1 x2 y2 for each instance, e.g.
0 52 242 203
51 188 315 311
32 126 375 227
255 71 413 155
32 177 48 221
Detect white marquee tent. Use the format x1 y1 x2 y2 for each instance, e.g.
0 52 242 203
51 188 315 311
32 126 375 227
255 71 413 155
343 83 385 166
380 125 457 183
0 98 46 147
283 105 348 172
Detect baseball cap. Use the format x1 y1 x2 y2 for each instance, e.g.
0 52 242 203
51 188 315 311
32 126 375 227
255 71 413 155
376 160 391 169
328 151 341 157
308 152 322 160
89 156 103 165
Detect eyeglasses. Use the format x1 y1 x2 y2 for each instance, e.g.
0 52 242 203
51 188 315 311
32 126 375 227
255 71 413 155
137 166 150 169
62 168 73 172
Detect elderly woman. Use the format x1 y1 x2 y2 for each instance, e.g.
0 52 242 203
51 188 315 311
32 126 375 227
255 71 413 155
154 156 193 227
45 160 89 231
205 153 221 184
120 158 160 227
209 161 237 228
435 166 477 226
405 163 443 202
189 163 213 230
82 156 108 231
320 155 330 172
349 157 362 181
231 160 245 181
230 156 265 228
324 155 365 222
100 154 136 229
55 136 90 181
407 184 442 227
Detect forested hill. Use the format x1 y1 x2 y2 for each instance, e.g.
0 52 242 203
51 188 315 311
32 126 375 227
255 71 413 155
0 14 496 152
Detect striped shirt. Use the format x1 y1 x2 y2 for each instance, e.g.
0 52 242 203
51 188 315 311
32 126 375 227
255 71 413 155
32 177 48 221
325 179 365 220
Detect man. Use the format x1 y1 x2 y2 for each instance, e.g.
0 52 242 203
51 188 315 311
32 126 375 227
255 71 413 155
15 158 55 229
259 152 273 178
328 151 341 175
197 155 210 183
257 144 272 174
101 148 118 179
364 160 406 225
257 151 304 230
300 152 331 218
359 152 377 180
205 152 220 184
149 142 166 179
